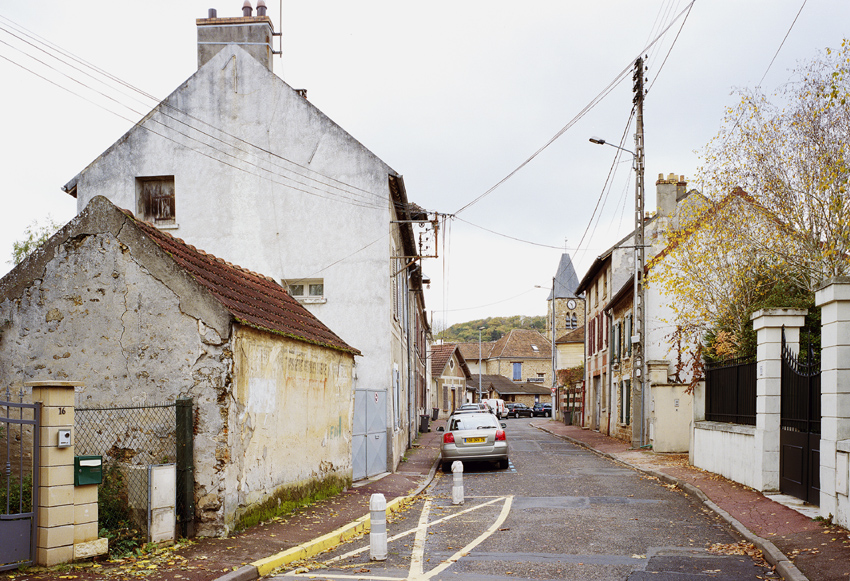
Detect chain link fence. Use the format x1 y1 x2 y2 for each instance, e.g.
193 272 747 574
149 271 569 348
75 401 193 547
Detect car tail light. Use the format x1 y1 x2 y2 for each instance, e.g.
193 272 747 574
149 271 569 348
495 430 506 441
443 432 455 444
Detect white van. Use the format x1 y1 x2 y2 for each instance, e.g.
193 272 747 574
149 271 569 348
482 398 507 419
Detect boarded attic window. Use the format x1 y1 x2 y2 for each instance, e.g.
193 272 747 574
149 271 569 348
137 176 175 225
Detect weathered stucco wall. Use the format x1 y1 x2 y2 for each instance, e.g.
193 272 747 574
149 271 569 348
71 45 408 474
0 227 235 536
228 326 354 532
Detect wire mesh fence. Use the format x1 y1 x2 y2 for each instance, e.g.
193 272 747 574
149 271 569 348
75 403 181 544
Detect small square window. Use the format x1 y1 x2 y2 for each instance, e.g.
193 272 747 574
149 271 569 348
285 279 326 304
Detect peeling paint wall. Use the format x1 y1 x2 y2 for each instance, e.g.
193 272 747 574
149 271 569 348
0 229 237 536
70 46 410 475
229 326 354 530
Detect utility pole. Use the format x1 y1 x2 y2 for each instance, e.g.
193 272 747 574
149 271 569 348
632 56 647 448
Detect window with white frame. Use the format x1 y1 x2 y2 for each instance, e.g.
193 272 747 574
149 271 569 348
285 279 326 304
512 362 522 381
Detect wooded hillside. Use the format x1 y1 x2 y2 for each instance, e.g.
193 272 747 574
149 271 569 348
437 316 546 343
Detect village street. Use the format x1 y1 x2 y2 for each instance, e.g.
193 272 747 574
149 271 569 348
268 420 777 581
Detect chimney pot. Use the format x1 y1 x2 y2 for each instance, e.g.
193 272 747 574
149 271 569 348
667 172 676 182
208 8 217 18
256 0 267 16
242 0 253 16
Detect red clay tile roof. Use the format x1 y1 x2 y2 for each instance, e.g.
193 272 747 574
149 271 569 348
125 211 359 356
489 329 551 359
466 375 551 396
556 326 585 344
431 343 471 378
457 341 495 361
431 344 454 376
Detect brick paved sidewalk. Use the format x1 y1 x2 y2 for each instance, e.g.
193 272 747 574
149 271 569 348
533 419 850 581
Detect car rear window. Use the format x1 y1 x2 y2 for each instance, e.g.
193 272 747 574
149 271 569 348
450 415 497 431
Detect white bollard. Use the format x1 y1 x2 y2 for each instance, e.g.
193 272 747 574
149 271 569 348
451 461 464 505
369 493 387 561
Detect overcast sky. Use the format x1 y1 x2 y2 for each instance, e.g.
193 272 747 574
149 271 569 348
1 1 846 329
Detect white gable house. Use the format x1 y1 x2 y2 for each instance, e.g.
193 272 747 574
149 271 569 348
62 6 429 477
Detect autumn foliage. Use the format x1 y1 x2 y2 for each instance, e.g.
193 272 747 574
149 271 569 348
650 41 850 363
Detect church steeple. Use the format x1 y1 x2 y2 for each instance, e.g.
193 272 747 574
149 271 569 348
547 253 584 341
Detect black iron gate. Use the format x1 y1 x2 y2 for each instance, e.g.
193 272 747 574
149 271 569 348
1 386 40 572
780 329 821 505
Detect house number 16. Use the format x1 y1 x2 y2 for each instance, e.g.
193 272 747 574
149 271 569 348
58 407 66 414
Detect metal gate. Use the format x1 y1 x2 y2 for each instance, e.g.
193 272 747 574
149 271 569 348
780 330 820 505
352 389 387 480
1 387 40 572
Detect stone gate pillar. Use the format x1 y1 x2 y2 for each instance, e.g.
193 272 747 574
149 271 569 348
28 381 106 566
28 381 80 566
815 277 850 519
751 309 807 492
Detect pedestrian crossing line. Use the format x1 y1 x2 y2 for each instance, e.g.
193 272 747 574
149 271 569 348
324 495 508 564
414 494 513 581
407 496 432 578
280 496 515 581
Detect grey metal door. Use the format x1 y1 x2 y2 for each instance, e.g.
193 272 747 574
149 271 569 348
352 389 387 480
1 390 40 572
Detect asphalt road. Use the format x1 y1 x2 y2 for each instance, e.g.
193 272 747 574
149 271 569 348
268 420 780 580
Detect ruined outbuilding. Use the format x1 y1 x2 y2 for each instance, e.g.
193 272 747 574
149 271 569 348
0 196 359 536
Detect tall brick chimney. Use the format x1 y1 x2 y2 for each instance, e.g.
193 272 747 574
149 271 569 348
197 2 275 72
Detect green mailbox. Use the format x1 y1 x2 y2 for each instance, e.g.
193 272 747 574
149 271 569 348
74 455 103 486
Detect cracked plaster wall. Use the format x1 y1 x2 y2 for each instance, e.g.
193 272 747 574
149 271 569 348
0 230 235 536
227 326 354 533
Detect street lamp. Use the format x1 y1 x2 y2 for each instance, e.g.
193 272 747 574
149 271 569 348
478 326 485 403
535 281 557 418
588 137 636 163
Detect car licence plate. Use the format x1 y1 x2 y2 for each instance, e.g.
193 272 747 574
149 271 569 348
465 437 485 444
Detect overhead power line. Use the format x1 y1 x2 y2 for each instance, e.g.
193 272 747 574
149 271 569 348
0 17 400 212
451 0 696 217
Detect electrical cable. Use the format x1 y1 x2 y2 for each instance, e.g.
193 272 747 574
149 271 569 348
451 217 567 250
0 19 395 211
0 16 387 207
451 0 696 217
720 0 808 146
573 108 636 268
644 2 693 96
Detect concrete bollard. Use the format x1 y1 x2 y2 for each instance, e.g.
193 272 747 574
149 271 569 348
369 493 387 561
452 461 464 505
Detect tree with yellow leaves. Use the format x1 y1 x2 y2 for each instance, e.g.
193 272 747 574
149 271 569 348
651 41 850 363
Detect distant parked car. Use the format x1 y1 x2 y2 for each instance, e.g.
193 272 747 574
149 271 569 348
532 402 552 417
482 398 507 419
456 403 490 415
506 402 532 418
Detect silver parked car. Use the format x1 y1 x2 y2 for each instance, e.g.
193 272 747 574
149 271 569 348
438 412 509 471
